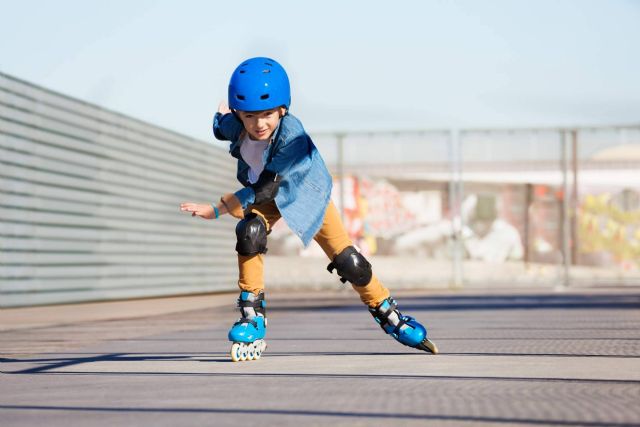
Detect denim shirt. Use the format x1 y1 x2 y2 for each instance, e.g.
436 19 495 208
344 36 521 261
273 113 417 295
213 112 333 247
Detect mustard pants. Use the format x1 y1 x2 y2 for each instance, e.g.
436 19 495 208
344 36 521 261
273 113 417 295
237 201 390 307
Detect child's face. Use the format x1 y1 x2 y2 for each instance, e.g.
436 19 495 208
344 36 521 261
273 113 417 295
236 107 285 141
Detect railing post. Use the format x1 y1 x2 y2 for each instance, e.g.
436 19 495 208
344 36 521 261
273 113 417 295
336 133 346 223
449 129 463 289
571 129 579 267
559 130 571 289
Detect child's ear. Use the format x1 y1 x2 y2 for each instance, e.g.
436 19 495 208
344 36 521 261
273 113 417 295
279 107 287 117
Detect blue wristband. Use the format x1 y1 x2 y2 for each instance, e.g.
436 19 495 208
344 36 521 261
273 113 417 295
212 204 219 219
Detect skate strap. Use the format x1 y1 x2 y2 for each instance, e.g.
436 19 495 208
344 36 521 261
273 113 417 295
372 299 409 335
376 299 398 323
370 298 398 328
390 317 408 336
326 262 348 283
238 299 263 308
233 317 258 328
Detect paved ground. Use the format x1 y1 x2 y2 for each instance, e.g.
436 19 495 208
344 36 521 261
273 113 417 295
1 287 640 426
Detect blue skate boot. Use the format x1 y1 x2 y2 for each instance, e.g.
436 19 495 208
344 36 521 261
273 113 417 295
369 297 438 354
228 291 267 362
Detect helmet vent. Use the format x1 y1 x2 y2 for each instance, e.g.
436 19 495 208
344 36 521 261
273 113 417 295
236 95 245 101
260 94 270 100
239 70 246 74
264 62 273 66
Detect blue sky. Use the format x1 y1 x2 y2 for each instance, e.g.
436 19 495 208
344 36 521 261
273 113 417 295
1 0 639 141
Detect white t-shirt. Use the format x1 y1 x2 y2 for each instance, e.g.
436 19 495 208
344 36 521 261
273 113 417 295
240 133 270 184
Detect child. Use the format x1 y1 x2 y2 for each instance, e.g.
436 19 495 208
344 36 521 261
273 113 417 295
180 57 437 361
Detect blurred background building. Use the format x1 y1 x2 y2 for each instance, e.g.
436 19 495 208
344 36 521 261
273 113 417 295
2 71 638 307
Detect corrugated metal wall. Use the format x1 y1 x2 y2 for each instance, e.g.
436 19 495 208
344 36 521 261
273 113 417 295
0 72 239 307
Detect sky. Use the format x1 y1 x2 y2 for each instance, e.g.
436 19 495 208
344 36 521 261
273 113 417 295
1 0 639 142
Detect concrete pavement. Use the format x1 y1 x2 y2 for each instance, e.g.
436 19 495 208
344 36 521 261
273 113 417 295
1 287 640 426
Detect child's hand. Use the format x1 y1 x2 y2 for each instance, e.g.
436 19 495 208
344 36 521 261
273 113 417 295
218 101 231 115
180 202 215 219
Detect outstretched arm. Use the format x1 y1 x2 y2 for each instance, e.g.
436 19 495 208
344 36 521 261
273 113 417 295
180 202 221 219
180 193 245 220
213 102 243 141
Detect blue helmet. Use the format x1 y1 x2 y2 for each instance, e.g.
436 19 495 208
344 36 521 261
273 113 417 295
228 57 291 112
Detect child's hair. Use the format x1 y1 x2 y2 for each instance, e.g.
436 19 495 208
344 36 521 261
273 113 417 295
228 57 291 112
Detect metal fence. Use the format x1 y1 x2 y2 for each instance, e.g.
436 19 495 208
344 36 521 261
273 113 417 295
0 72 239 307
308 125 640 288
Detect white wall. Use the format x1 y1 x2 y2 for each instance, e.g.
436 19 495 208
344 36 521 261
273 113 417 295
0 72 239 307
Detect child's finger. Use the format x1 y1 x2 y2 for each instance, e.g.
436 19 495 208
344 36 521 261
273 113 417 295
181 203 197 212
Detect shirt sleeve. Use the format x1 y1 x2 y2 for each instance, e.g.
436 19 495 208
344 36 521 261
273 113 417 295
213 112 244 141
233 186 255 210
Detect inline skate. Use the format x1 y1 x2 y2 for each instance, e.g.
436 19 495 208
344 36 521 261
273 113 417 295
228 291 267 362
369 297 438 354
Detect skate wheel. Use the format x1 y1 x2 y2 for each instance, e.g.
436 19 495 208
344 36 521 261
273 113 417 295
254 340 265 359
230 342 243 362
247 342 257 360
239 343 249 361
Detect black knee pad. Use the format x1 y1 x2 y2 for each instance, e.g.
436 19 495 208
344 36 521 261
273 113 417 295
327 246 372 287
236 213 268 256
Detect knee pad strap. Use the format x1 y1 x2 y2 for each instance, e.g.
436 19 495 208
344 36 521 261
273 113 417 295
327 246 372 287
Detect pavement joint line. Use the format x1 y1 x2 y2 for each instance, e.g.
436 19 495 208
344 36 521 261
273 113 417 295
4 368 640 385
0 404 635 426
